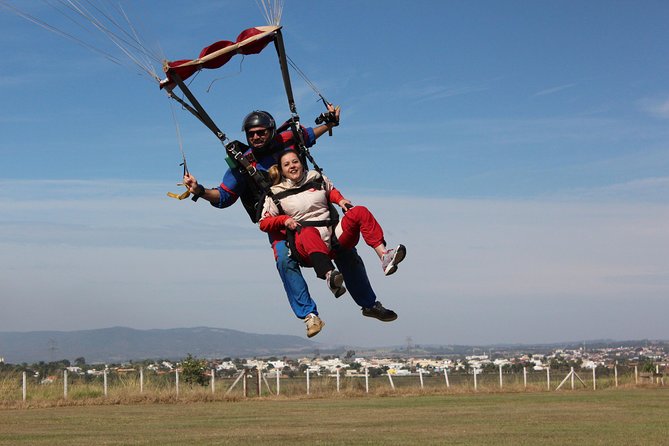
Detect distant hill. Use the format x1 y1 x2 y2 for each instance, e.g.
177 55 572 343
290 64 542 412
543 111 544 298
0 327 319 364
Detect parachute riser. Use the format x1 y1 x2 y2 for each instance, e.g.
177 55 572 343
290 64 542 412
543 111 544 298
272 29 323 174
273 29 297 115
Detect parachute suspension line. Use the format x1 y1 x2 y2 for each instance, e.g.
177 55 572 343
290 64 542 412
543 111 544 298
113 1 163 81
44 0 96 34
166 98 191 200
286 54 339 136
2 0 163 84
286 55 331 106
256 0 284 26
53 0 162 82
62 0 163 63
0 0 125 68
169 99 187 173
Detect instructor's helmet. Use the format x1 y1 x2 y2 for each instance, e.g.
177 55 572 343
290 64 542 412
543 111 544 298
242 110 276 146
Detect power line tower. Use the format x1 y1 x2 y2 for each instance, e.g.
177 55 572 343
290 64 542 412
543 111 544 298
406 336 413 356
48 338 58 362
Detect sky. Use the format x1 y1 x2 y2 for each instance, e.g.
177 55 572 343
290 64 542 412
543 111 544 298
1 0 668 349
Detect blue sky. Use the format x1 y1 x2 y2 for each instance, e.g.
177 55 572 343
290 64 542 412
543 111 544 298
1 1 668 351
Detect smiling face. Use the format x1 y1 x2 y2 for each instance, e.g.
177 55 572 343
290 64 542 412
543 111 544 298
279 151 304 182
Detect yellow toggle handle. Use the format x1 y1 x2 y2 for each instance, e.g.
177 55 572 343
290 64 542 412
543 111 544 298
167 184 190 200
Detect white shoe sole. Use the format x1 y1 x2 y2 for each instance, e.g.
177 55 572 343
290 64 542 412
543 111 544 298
383 244 406 276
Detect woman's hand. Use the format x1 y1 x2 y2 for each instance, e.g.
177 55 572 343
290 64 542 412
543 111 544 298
285 217 301 231
338 199 352 210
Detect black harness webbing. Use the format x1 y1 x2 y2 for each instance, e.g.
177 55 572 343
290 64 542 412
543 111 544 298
272 180 324 201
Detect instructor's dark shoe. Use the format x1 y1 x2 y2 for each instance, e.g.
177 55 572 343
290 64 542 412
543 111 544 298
362 301 398 322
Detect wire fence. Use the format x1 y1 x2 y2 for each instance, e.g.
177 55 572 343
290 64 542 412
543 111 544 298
0 364 665 405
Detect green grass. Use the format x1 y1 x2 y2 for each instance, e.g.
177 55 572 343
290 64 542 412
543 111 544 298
1 388 668 445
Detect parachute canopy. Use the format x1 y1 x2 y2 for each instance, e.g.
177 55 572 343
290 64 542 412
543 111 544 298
159 25 280 89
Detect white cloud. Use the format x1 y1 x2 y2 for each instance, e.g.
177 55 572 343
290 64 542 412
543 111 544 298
352 77 490 107
533 83 577 97
1 179 668 346
558 176 669 202
638 96 669 119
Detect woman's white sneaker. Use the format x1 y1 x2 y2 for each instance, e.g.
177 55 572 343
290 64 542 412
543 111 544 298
381 244 406 276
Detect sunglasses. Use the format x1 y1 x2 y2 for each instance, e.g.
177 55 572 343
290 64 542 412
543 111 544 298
247 129 269 137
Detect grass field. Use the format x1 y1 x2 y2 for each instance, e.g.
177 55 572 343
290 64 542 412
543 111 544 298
1 388 667 445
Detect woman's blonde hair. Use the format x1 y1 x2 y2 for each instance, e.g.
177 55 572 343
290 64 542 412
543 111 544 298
268 164 281 185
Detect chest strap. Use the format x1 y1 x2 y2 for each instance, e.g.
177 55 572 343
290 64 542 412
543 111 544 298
272 179 324 201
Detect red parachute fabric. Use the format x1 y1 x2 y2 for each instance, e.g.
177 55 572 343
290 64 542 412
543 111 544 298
161 26 278 88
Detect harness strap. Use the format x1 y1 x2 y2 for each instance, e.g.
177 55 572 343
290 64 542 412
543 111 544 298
272 180 324 200
299 220 335 227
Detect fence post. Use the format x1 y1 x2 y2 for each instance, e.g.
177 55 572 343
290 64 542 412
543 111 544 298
499 364 503 389
336 368 340 393
614 365 618 388
387 372 395 391
175 368 180 397
365 367 369 394
211 369 215 394
656 364 667 386
243 369 247 397
104 368 108 397
257 368 262 397
63 369 68 400
523 367 527 389
276 369 281 396
657 365 661 385
634 365 638 384
592 367 596 390
570 367 575 390
444 368 450 388
22 371 27 402
547 367 551 391
473 369 478 392
140 367 144 394
419 369 424 389
306 368 310 395
225 369 245 396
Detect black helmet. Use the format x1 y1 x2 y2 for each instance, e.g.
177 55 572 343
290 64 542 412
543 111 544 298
242 110 276 141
